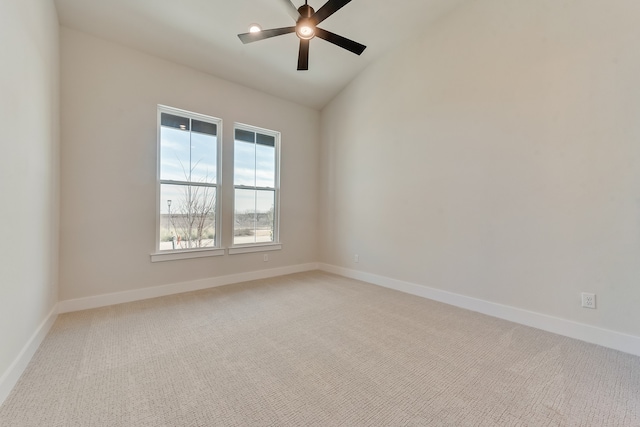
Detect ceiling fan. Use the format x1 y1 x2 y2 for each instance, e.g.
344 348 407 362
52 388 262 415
237 0 366 71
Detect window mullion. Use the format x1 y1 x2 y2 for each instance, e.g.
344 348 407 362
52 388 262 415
253 140 258 242
188 118 193 184
188 119 192 248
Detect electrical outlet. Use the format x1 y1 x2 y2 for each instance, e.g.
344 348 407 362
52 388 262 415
581 293 596 309
354 254 359 263
263 254 268 262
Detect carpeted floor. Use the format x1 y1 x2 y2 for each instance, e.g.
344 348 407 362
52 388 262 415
1 271 639 426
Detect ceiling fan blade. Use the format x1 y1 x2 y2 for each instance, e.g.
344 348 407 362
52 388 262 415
314 27 366 55
280 0 301 21
312 0 352 25
297 39 309 70
238 26 295 44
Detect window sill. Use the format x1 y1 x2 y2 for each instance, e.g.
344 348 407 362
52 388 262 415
150 247 225 262
228 243 282 255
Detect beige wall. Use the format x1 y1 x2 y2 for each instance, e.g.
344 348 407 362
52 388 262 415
59 28 320 300
320 0 640 337
0 0 60 379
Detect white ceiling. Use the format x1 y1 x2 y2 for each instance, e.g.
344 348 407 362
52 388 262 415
54 0 466 109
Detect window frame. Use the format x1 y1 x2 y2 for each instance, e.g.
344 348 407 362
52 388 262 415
152 105 224 262
230 122 281 253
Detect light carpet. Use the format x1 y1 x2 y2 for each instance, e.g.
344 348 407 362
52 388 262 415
1 271 639 426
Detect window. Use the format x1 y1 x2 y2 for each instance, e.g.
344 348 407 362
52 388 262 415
156 106 221 255
233 124 280 246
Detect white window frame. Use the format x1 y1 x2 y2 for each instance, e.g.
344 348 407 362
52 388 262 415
229 123 281 255
151 105 224 262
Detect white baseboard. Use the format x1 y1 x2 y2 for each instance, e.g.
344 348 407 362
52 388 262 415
0 304 58 407
58 263 320 313
319 263 640 357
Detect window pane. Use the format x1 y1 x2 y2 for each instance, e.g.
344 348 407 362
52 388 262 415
189 185 217 248
160 183 186 251
192 119 216 136
256 133 275 147
235 129 254 143
160 126 190 181
234 188 256 244
160 183 216 250
161 113 190 131
256 190 275 243
191 132 217 184
255 143 275 188
234 140 256 186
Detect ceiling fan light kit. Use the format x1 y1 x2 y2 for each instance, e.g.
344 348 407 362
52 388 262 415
238 0 366 71
296 19 315 40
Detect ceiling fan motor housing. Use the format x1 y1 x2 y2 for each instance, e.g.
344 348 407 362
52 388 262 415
297 4 315 18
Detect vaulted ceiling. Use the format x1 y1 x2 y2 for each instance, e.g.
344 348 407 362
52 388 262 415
54 0 467 109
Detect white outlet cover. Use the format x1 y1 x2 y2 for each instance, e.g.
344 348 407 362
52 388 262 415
581 293 596 309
